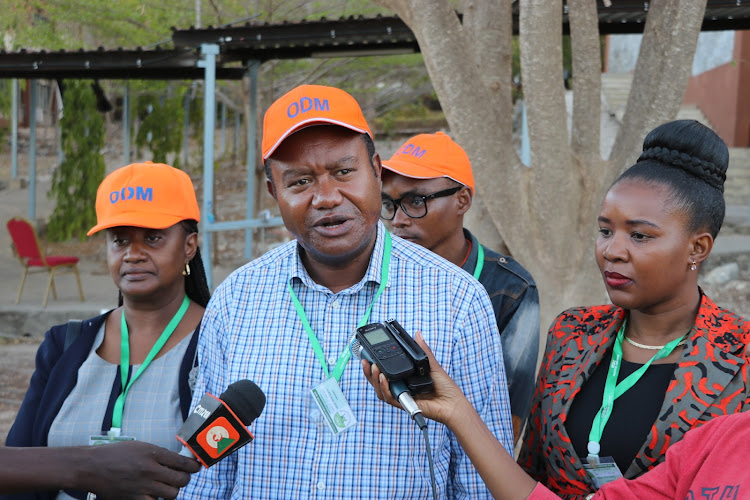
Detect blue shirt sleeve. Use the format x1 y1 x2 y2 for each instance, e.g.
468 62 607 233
445 281 514 498
178 279 238 499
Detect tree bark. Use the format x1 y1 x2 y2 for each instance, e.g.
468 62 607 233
609 0 708 177
375 0 707 348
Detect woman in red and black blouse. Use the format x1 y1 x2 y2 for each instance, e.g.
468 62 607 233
519 120 750 498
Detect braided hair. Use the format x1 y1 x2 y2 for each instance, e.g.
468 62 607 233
613 120 729 238
117 219 212 308
180 220 212 308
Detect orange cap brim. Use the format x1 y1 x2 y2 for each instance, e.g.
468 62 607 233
382 159 468 190
86 212 191 236
263 119 370 160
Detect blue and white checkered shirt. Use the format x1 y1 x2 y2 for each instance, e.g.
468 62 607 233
179 222 513 499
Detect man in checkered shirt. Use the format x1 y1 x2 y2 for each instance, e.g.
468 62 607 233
180 85 513 499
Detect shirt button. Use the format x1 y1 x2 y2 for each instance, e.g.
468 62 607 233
316 481 325 490
327 356 337 365
331 300 341 309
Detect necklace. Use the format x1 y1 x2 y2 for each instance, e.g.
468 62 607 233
624 335 688 351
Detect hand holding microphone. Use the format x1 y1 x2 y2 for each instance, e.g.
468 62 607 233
359 330 471 429
176 379 266 468
354 324 452 500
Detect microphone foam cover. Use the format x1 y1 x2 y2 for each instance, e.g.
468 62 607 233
350 338 363 359
220 380 266 426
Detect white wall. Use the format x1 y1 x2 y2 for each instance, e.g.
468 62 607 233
607 31 734 76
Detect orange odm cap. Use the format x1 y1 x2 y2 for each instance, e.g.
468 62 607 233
87 162 200 236
262 84 373 160
382 132 475 195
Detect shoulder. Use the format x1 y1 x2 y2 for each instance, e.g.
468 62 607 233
390 234 486 290
234 241 296 277
481 245 537 288
389 236 493 325
549 304 623 338
213 241 295 294
695 293 750 355
44 310 112 356
43 312 109 354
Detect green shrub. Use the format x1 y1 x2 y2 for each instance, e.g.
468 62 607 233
47 80 105 241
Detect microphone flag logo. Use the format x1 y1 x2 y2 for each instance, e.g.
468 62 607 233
197 416 240 459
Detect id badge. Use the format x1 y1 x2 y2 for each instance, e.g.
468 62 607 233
582 456 624 489
88 434 136 446
309 377 357 436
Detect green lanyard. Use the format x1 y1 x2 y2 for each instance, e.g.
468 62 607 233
587 317 689 459
287 231 392 383
473 244 484 280
110 295 190 435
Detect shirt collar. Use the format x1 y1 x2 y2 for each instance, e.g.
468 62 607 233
461 227 480 273
289 221 389 294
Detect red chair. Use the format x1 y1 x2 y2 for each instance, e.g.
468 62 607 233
6 217 85 307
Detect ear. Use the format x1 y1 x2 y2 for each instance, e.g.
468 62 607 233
184 231 199 263
456 186 472 216
371 153 382 182
689 231 714 265
266 179 277 200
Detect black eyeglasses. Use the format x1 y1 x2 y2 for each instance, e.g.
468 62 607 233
381 186 463 220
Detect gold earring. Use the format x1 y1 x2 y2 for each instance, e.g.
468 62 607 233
183 263 191 276
690 261 697 271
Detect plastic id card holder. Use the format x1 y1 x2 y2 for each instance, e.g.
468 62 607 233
582 456 624 489
309 377 357 437
88 433 136 446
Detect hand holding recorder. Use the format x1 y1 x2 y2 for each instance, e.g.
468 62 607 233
359 330 471 428
351 320 435 427
360 330 539 500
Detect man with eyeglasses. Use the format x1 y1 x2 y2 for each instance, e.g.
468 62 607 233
382 132 540 443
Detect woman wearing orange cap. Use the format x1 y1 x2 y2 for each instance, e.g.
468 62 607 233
5 162 210 500
361 120 750 499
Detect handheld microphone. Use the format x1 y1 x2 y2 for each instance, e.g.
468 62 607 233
176 379 266 468
350 324 426 427
352 322 438 500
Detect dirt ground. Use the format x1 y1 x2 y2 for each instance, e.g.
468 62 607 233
0 339 38 441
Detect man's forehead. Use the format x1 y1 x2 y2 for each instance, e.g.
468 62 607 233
270 125 365 160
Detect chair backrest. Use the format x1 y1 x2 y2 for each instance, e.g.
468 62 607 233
6 217 44 262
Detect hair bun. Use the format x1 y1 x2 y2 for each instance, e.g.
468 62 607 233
637 120 728 192
638 146 725 192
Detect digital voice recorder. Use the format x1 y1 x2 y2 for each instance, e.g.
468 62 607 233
352 319 433 395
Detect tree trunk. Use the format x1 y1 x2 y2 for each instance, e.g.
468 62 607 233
376 0 707 349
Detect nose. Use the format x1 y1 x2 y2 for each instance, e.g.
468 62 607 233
123 240 147 262
390 203 412 228
602 232 627 262
311 177 343 210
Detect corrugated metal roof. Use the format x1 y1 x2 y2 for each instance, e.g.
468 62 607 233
172 14 418 63
0 4 748 80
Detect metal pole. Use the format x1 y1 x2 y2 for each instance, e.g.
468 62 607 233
220 101 227 157
11 79 18 179
182 89 191 167
29 80 37 221
58 125 64 166
233 111 240 163
123 84 130 166
199 44 219 289
245 61 259 260
520 100 531 167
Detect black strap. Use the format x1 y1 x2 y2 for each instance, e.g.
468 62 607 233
64 319 83 351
